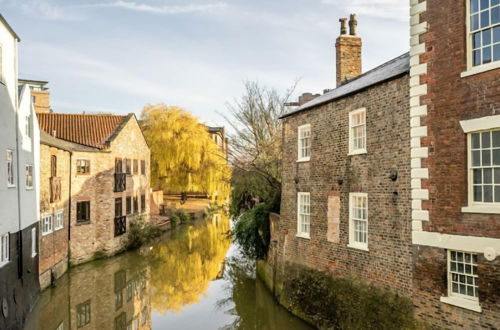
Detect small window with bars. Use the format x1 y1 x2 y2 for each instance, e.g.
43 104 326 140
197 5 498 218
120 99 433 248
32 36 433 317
76 300 91 328
76 159 90 175
25 165 33 189
448 250 479 300
469 0 500 66
7 149 14 187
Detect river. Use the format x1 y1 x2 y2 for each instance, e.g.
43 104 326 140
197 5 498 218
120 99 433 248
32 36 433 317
24 215 313 330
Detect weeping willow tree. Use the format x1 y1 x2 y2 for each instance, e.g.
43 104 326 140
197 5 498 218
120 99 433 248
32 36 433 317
140 104 230 202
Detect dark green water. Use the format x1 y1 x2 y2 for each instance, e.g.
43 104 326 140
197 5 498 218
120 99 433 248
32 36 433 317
24 216 313 330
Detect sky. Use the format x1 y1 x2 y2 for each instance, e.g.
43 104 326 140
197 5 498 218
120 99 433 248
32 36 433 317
1 0 409 125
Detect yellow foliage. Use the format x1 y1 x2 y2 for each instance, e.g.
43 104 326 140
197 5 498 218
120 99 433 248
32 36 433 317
149 214 231 314
140 104 230 202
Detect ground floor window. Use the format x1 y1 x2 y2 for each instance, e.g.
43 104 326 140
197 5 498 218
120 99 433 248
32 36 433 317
0 233 9 266
448 250 479 300
77 201 91 223
54 210 64 230
349 193 368 250
297 192 310 238
42 214 53 235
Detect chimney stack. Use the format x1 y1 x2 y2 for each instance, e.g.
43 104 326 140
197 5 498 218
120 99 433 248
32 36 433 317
335 14 362 86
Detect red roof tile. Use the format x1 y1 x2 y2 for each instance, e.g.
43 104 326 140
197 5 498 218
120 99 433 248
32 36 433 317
37 113 127 149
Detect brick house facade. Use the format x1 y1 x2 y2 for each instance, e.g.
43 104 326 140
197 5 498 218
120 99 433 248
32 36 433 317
276 14 414 302
409 0 500 327
37 113 151 265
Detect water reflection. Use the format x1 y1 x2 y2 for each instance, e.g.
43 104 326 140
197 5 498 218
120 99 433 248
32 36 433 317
25 215 312 330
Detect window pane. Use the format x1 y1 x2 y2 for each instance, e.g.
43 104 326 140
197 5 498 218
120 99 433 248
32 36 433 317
472 13 480 31
473 169 482 183
473 32 481 49
495 168 500 183
472 150 481 166
472 133 481 148
484 168 493 183
484 185 493 202
483 46 492 63
494 26 500 43
471 0 479 12
494 43 500 61
480 0 489 10
474 186 482 201
481 10 490 28
482 150 491 165
482 131 491 148
493 149 500 165
474 49 482 65
493 0 499 5
495 186 500 202
493 6 500 24
483 29 492 45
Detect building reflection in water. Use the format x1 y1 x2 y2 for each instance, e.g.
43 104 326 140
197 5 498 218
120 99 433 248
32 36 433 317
23 214 231 330
24 245 152 330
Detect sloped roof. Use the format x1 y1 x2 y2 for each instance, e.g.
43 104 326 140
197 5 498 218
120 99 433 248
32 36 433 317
40 130 100 152
280 52 410 119
37 113 128 149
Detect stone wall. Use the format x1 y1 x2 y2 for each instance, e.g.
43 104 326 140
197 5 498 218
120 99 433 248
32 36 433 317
278 75 412 297
69 117 150 264
39 144 71 289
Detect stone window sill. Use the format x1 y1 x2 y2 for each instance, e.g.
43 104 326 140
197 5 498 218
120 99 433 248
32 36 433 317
461 205 500 214
461 62 500 78
0 261 10 268
347 243 369 252
348 149 367 156
41 231 52 236
296 158 310 163
76 220 91 226
296 234 310 240
440 296 482 313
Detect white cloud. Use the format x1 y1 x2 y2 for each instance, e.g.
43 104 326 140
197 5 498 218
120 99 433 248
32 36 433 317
322 0 408 22
80 1 228 14
1 0 84 21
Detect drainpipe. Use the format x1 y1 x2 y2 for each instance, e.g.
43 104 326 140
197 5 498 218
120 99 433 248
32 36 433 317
15 89 23 279
68 152 72 242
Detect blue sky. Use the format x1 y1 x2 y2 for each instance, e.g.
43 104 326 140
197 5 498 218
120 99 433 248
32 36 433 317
1 0 408 125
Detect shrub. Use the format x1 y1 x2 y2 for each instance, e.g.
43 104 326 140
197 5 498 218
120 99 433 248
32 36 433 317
232 203 270 259
176 211 191 223
170 215 180 226
126 219 162 250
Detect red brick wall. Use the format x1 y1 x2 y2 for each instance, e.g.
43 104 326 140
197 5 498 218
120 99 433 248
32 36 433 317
277 75 413 296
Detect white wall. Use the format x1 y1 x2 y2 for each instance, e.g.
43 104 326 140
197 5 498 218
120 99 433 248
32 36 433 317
0 22 18 108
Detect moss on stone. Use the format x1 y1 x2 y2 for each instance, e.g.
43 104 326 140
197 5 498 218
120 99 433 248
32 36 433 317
275 263 424 330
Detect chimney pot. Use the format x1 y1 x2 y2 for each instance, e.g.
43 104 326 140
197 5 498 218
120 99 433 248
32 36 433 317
339 18 348 35
349 14 358 36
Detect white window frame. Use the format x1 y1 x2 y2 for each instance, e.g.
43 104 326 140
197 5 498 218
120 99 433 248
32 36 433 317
348 193 369 251
25 113 32 138
25 164 33 190
31 227 37 257
296 192 311 239
297 124 311 162
41 214 53 235
6 149 14 187
0 233 9 267
440 250 482 313
348 108 367 155
462 0 500 77
54 210 64 230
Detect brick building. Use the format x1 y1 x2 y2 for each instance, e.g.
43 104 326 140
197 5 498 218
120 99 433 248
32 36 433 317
409 0 500 327
37 112 151 265
275 13 414 300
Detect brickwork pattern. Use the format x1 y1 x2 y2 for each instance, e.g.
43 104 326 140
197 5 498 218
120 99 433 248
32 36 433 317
39 144 71 289
278 75 413 297
336 35 362 86
410 0 500 327
70 117 150 264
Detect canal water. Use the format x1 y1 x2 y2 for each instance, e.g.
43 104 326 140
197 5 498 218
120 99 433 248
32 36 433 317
24 215 313 330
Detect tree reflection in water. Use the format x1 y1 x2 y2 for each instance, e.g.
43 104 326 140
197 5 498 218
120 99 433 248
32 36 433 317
24 214 311 330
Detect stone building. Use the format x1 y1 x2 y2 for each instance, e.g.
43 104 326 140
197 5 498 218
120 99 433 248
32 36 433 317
207 126 228 160
37 112 151 265
275 13 413 304
0 15 41 330
409 0 500 327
